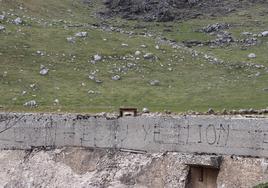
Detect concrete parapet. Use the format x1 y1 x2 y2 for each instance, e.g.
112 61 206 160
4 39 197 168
0 113 268 157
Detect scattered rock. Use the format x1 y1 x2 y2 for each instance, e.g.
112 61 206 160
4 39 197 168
24 100 37 107
95 79 103 84
142 107 150 113
93 54 102 61
135 51 141 56
88 90 95 94
222 108 227 114
255 72 260 77
54 99 59 105
143 53 155 60
263 88 268 92
121 43 128 47
88 75 96 80
2 71 7 77
201 23 229 33
168 67 173 71
261 31 268 37
127 63 136 68
241 32 252 36
111 75 121 81
13 17 23 25
36 50 45 56
75 32 88 37
208 108 215 114
257 109 267 114
67 37 76 43
183 40 202 47
240 37 258 47
40 65 49 76
238 109 249 114
0 25 5 32
30 83 36 89
164 109 172 114
248 108 258 114
248 53 256 58
149 80 160 86
21 91 27 96
89 75 102 84
0 15 5 21
208 31 234 46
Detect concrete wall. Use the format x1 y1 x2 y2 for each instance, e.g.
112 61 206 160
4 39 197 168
1 113 268 158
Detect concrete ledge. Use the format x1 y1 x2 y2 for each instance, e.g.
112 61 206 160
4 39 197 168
0 113 268 158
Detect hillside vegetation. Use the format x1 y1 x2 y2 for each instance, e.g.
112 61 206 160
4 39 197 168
0 0 267 113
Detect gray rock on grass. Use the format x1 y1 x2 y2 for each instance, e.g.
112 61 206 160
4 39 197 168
261 31 268 37
89 75 102 84
135 51 141 56
208 108 215 114
241 32 252 36
36 50 45 56
112 75 121 81
142 107 150 113
24 100 37 107
88 90 95 94
93 54 102 61
53 99 59 105
149 80 160 86
13 17 23 25
202 23 229 33
89 75 96 80
67 37 76 43
40 65 49 76
143 53 155 60
75 32 88 37
0 15 5 21
0 25 5 31
248 53 256 58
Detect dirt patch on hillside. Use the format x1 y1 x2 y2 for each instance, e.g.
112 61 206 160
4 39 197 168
102 0 267 21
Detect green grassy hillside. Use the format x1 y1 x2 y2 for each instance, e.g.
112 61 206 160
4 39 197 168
0 0 267 113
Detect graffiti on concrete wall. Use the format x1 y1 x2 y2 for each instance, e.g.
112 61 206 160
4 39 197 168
153 123 230 147
0 113 268 157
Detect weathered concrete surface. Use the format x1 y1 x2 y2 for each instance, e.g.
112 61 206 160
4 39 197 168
1 113 268 158
0 148 267 188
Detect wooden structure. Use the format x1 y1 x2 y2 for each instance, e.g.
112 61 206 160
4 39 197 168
119 107 138 117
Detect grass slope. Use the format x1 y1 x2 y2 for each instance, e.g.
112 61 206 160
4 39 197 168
0 0 267 113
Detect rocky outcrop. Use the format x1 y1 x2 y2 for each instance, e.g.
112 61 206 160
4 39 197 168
103 0 267 22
